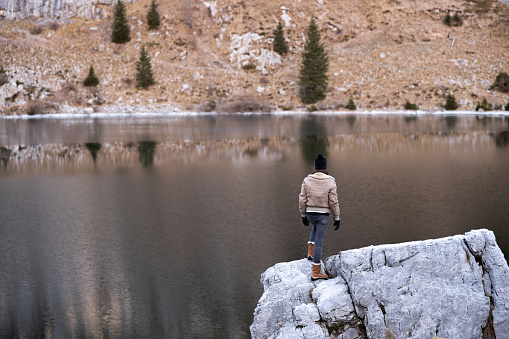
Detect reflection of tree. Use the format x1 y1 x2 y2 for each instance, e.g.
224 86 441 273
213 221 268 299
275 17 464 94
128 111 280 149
0 146 11 166
445 116 458 130
243 148 258 158
138 141 157 167
475 116 489 127
347 115 356 129
495 131 509 148
300 116 329 165
85 143 102 162
404 116 418 124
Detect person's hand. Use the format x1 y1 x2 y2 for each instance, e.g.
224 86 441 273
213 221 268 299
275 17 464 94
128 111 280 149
334 219 340 230
302 216 310 226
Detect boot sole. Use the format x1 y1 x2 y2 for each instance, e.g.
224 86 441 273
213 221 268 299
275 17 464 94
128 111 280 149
311 276 329 281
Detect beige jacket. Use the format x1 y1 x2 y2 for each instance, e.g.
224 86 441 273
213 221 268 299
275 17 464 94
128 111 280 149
299 172 340 220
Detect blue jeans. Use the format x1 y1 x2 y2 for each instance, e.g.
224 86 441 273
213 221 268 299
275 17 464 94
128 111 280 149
307 213 329 264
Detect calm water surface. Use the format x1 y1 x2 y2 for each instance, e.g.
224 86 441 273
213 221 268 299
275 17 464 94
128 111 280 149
1 114 508 338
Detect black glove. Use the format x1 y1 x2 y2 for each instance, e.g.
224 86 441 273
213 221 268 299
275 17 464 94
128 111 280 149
333 219 340 230
302 216 310 226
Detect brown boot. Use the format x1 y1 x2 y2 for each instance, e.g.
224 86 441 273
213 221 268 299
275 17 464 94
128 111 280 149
311 263 329 281
307 242 314 261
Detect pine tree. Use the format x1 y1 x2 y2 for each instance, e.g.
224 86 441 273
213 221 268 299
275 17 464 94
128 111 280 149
347 97 356 110
273 21 288 55
299 18 329 104
444 93 459 110
492 72 509 93
83 65 99 87
0 65 7 86
111 0 131 44
147 0 161 31
136 46 155 89
404 101 418 110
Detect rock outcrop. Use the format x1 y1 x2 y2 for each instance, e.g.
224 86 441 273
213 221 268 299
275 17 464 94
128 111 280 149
251 229 509 339
0 0 136 19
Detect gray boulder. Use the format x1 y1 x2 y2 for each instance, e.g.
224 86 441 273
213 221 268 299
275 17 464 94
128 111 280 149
251 229 509 339
0 0 136 20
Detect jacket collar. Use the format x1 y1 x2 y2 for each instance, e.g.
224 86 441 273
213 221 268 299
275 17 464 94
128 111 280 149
309 172 334 180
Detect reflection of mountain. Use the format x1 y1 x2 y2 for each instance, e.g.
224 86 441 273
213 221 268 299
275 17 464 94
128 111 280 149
1 125 509 337
0 131 504 175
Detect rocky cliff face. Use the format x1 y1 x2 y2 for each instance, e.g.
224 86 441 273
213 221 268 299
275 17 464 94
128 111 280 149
1 0 509 114
250 229 509 338
0 0 136 19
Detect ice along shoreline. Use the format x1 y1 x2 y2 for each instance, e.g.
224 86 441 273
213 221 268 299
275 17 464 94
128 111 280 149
1 105 509 120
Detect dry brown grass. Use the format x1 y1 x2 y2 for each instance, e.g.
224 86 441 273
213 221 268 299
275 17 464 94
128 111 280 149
216 96 274 113
1 0 509 112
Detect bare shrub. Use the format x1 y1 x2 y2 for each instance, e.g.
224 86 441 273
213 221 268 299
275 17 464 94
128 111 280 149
259 77 270 85
63 81 77 92
26 100 56 115
29 25 44 35
217 96 274 113
48 21 60 31
242 63 256 71
205 83 216 96
204 99 216 112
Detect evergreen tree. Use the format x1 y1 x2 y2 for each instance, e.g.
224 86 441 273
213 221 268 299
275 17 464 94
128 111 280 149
347 97 356 110
404 101 418 110
475 98 492 111
492 72 509 93
299 18 329 104
147 0 161 31
273 21 288 55
0 65 7 87
444 93 458 110
83 65 99 87
136 46 155 89
111 0 131 44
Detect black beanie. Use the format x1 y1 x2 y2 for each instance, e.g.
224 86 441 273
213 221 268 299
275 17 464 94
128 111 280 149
314 153 327 170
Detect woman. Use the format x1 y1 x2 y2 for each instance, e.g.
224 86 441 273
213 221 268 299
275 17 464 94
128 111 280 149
299 153 340 281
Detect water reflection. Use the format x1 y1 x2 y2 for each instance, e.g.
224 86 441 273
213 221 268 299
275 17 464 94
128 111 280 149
444 115 458 130
0 131 506 174
300 115 329 164
0 146 11 166
495 131 509 148
138 141 157 167
347 115 357 129
404 116 418 124
85 143 102 162
1 115 509 338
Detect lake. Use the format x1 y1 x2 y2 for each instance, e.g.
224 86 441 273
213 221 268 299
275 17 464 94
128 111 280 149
1 113 508 338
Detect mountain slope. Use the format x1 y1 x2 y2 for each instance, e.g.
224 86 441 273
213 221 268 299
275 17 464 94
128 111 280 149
1 0 509 114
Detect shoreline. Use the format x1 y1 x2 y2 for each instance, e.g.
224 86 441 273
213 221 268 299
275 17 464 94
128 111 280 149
2 106 509 120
